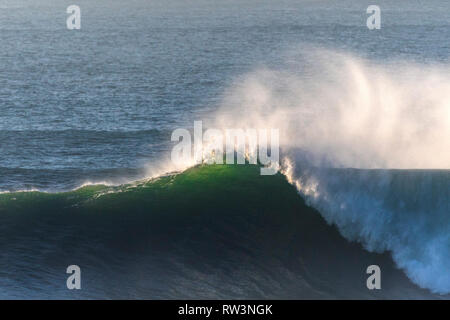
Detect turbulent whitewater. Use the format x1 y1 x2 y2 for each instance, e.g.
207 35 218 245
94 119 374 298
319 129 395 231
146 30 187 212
282 162 450 294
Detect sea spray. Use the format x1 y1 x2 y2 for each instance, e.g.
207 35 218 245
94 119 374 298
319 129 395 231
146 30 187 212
212 48 450 294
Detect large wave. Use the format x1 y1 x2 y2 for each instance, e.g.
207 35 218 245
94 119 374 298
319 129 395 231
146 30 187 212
1 48 448 298
0 164 445 299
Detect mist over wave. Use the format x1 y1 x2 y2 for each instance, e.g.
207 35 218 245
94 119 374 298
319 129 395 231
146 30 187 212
211 48 450 294
214 47 450 169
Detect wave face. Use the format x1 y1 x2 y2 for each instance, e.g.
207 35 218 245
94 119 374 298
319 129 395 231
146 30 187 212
0 164 445 299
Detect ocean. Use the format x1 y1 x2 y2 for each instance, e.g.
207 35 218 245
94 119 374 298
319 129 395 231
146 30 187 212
0 0 449 299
